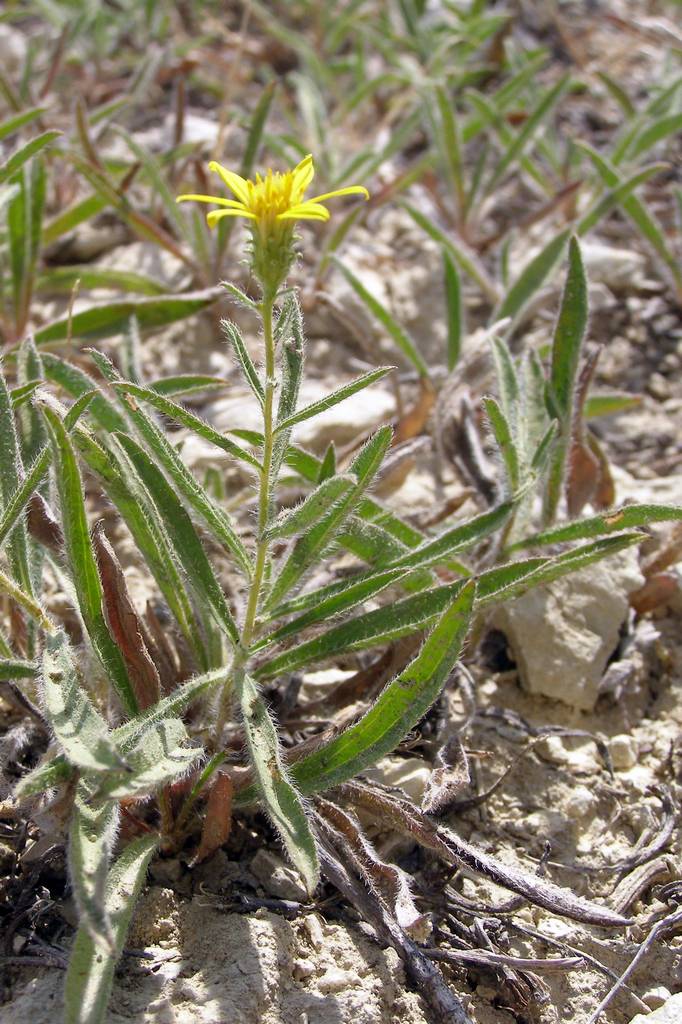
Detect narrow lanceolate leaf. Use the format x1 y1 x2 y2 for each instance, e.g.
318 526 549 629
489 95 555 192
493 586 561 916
42 634 123 773
482 397 520 491
222 319 264 406
577 163 667 237
15 753 73 797
112 666 228 752
290 580 475 795
382 498 514 573
578 142 682 292
493 228 571 328
265 426 393 610
93 719 202 800
68 781 120 951
334 257 429 378
239 673 319 894
0 363 34 595
32 287 222 346
89 355 251 577
511 504 682 551
114 432 240 647
265 476 355 540
111 381 261 470
478 535 642 606
443 251 463 372
256 579 468 680
583 393 641 419
42 406 138 717
64 835 158 1024
544 236 587 523
0 657 38 679
254 567 408 652
0 129 61 185
41 353 129 433
148 374 228 398
276 367 395 433
271 297 305 482
0 563 54 632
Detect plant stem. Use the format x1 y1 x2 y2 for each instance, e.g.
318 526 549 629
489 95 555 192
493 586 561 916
211 290 277 746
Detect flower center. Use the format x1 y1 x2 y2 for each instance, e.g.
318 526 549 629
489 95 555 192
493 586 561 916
246 169 302 222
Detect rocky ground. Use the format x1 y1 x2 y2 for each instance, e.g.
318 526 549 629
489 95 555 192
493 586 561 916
1 3 682 1023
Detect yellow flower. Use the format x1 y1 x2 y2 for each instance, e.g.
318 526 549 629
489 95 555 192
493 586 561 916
177 153 369 235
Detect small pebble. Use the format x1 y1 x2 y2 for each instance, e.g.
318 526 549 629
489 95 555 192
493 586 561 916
609 734 638 771
565 785 597 819
293 958 315 981
643 986 672 1010
316 968 356 994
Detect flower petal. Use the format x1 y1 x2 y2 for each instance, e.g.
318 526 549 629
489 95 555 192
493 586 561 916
207 162 251 205
176 194 247 209
307 185 370 203
206 208 257 227
277 201 330 221
292 154 315 196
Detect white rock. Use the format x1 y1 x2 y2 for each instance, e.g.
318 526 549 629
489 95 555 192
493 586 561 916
249 849 308 902
628 992 682 1023
0 26 26 75
492 550 645 710
609 734 639 770
366 756 431 803
317 967 358 994
642 988 673 1010
564 785 597 819
580 241 646 291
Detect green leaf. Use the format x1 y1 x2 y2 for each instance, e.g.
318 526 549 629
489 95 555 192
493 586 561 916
0 107 46 143
64 835 158 1024
583 393 642 419
265 426 393 610
15 753 72 797
493 228 571 328
42 405 138 716
68 781 119 951
114 432 240 647
0 560 53 632
443 251 463 371
93 719 202 800
485 75 570 193
38 265 169 296
544 236 588 522
111 381 261 471
577 163 667 237
0 129 61 185
42 634 123 773
0 362 34 595
43 192 107 245
239 673 319 894
483 396 520 491
578 142 682 292
290 581 475 795
334 257 429 378
276 367 394 433
32 287 222 346
403 201 499 303
147 374 228 398
0 657 38 679
265 475 356 540
254 567 408 652
222 319 265 406
256 577 468 680
42 353 128 433
90 352 252 578
511 504 682 551
629 112 682 160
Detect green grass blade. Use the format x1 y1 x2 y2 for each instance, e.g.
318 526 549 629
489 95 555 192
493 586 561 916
443 251 463 371
0 129 61 185
333 257 429 378
493 228 571 327
577 163 667 237
0 106 46 143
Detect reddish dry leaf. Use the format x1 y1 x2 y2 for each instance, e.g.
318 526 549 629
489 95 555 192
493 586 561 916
394 377 437 444
192 771 233 866
27 493 63 551
92 522 161 710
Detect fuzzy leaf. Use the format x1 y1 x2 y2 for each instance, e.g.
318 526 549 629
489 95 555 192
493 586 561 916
68 781 120 951
93 719 201 800
64 834 157 1024
265 475 355 540
239 673 319 894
